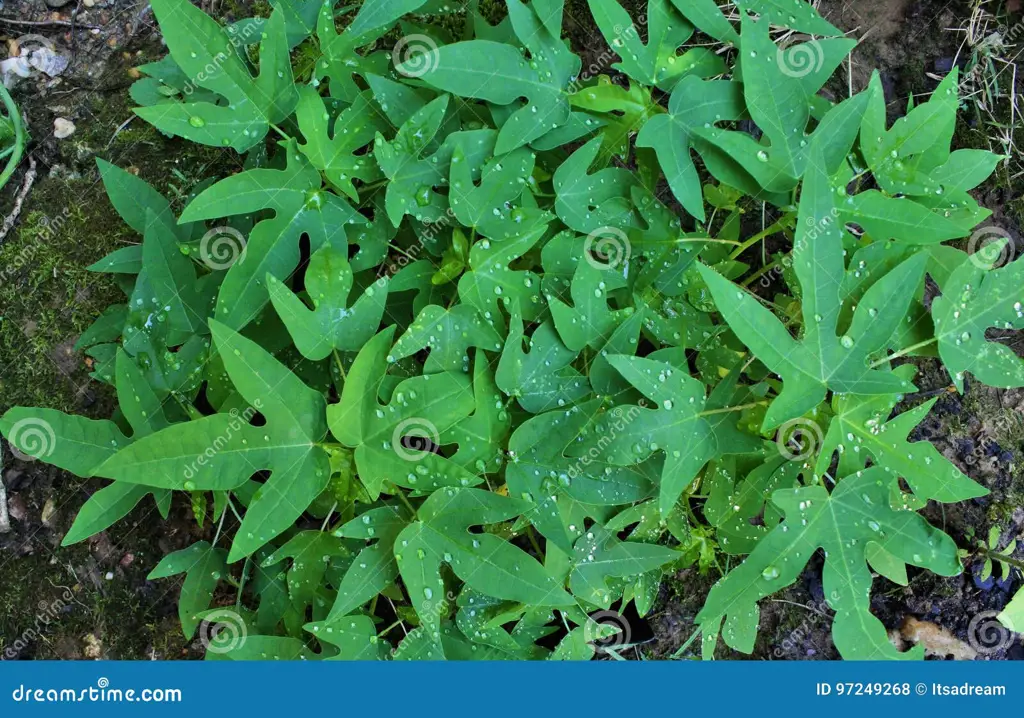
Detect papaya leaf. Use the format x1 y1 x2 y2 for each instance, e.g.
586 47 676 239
266 244 390 360
696 469 962 660
698 145 921 430
932 249 1024 390
136 0 297 152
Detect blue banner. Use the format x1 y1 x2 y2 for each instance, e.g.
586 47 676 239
0 661 1016 716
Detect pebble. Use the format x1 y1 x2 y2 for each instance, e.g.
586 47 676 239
41 497 58 526
53 117 76 139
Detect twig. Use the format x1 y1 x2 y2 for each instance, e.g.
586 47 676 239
106 115 135 149
0 17 101 30
0 154 36 245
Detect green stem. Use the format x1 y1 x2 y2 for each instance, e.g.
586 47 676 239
526 526 544 557
978 547 1024 573
698 401 765 417
211 502 228 547
0 83 25 192
332 348 348 382
677 237 743 247
741 258 784 287
867 337 937 369
727 219 788 260
392 483 418 518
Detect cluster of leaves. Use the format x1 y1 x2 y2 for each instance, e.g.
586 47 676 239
2 0 1020 660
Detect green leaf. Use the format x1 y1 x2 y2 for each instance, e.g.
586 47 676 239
449 141 550 238
698 145 921 430
440 351 511 473
295 86 387 201
267 244 389 360
733 0 841 36
328 505 410 620
587 0 707 91
697 468 963 659
410 0 579 153
548 261 633 352
637 76 745 222
327 328 482 498
507 399 657 551
696 14 859 192
567 355 714 515
569 525 678 607
815 366 987 502
394 487 573 635
350 0 428 34
553 136 639 233
149 541 228 638
933 250 1024 391
457 227 547 334
136 0 297 152
390 304 504 373
497 312 590 413
180 141 363 330
98 321 331 562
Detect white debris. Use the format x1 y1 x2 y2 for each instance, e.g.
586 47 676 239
1 42 69 88
53 117 76 139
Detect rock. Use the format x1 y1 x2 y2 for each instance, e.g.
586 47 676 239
45 0 74 7
82 633 103 659
0 478 9 533
53 117 76 139
894 616 978 660
41 497 58 527
7 493 27 522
